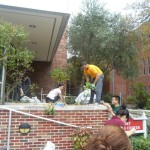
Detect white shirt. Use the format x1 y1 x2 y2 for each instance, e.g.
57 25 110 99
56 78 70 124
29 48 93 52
47 88 61 99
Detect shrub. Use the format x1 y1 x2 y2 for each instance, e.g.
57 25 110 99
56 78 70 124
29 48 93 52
50 67 71 84
102 92 113 103
130 134 150 150
44 103 55 115
72 128 93 150
125 95 136 104
144 99 150 110
65 96 76 104
129 83 150 109
147 120 150 134
29 83 39 97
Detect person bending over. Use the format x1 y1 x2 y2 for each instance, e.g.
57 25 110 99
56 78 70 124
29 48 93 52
82 62 104 104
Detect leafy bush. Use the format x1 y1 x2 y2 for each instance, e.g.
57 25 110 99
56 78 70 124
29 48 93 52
144 99 150 110
102 92 113 103
0 20 34 104
147 119 150 134
65 96 76 104
130 134 150 150
83 82 96 90
44 103 55 115
72 128 93 150
29 83 39 97
126 95 136 104
129 83 150 109
50 67 71 84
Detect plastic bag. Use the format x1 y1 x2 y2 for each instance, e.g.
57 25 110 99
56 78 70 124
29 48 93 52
75 89 96 104
44 141 55 150
55 102 65 107
20 96 41 103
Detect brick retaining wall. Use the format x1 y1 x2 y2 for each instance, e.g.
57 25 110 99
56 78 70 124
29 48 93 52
0 104 108 150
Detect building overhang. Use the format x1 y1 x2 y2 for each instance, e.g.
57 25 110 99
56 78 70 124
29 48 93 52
0 4 70 62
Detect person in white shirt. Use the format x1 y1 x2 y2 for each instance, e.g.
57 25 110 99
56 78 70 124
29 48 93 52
46 83 64 103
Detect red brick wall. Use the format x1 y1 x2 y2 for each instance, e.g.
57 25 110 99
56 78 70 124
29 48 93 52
109 70 129 98
30 31 67 95
51 31 67 69
109 70 148 99
134 58 150 87
0 107 108 150
109 57 150 98
30 61 52 94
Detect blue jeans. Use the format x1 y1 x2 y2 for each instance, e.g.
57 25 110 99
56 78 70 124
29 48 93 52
89 74 104 103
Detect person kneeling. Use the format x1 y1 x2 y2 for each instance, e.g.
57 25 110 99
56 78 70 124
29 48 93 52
46 83 65 103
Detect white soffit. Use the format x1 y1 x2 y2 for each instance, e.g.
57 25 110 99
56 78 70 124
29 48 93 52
0 4 70 62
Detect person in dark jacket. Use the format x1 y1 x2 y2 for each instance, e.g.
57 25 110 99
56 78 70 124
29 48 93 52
22 75 31 97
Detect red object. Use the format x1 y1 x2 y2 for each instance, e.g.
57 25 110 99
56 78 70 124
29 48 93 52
124 118 143 131
105 116 124 127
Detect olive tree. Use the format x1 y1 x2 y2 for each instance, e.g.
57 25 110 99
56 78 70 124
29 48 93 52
68 0 139 79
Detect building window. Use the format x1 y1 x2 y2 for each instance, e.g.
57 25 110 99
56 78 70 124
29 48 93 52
145 86 150 94
140 58 146 75
148 57 150 75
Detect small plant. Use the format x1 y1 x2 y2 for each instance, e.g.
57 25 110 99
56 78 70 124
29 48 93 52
83 82 96 91
44 103 55 115
65 96 76 104
72 128 93 150
29 83 39 97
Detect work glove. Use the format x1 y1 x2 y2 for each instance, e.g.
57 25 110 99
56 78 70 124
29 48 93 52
91 84 96 90
91 84 95 87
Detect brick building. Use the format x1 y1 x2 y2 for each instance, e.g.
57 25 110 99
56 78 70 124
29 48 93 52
30 32 68 95
109 57 150 99
1 4 149 101
108 22 150 99
0 4 70 99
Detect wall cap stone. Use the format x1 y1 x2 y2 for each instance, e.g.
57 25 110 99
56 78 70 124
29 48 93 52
1 103 107 110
